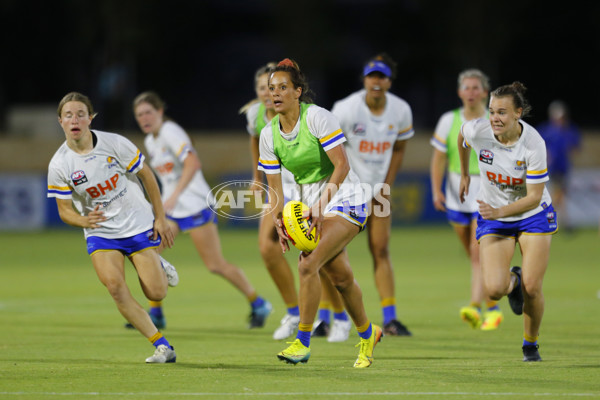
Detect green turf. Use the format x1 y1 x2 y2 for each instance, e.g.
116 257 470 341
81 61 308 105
1 226 599 399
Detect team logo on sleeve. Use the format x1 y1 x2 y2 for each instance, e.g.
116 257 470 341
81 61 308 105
71 170 88 186
479 149 494 165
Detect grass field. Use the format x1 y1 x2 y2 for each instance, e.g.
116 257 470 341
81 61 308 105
1 226 599 399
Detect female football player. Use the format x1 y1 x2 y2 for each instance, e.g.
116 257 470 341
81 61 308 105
240 63 300 339
430 69 504 331
331 53 413 337
458 82 557 361
48 92 177 363
133 92 271 329
258 58 382 368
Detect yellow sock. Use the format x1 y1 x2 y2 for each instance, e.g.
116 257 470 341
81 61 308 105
319 300 331 309
149 300 162 308
247 291 258 303
485 300 498 309
356 320 370 333
148 332 163 344
298 323 313 332
380 298 396 307
524 333 538 343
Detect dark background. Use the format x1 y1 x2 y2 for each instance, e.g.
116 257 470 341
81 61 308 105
0 0 596 133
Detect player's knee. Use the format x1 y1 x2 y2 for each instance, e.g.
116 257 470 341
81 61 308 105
259 237 278 259
370 244 389 261
102 277 126 298
298 257 318 278
522 277 543 300
146 288 166 302
484 282 507 301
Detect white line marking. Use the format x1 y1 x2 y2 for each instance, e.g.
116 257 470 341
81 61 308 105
1 393 599 397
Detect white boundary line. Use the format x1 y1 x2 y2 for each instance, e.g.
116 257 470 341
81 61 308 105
1 392 599 397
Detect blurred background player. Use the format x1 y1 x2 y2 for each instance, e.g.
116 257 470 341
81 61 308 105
240 63 301 339
134 91 271 329
260 58 382 367
458 82 557 362
536 100 581 231
48 92 177 363
330 53 413 336
430 69 503 330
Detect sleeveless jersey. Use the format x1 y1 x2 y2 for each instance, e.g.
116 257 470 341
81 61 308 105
258 104 367 210
271 103 334 184
245 101 298 200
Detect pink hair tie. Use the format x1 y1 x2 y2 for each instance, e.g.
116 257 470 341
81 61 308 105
278 58 295 68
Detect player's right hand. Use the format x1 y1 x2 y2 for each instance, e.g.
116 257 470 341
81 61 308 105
459 176 470 203
87 204 106 228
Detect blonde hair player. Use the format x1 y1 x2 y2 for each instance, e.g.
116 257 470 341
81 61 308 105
48 92 178 363
430 68 505 330
330 53 413 337
134 91 271 329
240 63 302 339
458 82 558 362
259 58 382 368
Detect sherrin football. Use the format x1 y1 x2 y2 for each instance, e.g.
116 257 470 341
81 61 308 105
282 201 319 253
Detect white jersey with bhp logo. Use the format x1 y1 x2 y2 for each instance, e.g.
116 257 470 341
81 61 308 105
331 89 414 198
461 118 552 222
47 130 154 239
144 120 213 218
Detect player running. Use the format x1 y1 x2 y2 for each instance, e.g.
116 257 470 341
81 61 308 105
134 91 272 329
259 58 382 368
458 82 557 361
48 92 177 363
240 63 301 339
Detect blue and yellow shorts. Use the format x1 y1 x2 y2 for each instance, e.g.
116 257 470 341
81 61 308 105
168 208 218 232
87 228 160 256
476 205 558 241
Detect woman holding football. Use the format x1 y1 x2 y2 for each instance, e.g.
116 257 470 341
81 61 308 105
133 91 271 330
48 92 177 363
258 58 382 368
240 63 301 340
458 82 557 362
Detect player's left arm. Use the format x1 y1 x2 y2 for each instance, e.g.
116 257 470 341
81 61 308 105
137 163 174 248
164 151 201 213
382 139 407 196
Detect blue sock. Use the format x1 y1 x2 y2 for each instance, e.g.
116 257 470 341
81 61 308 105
153 336 170 348
149 307 163 318
333 311 348 321
287 305 300 317
358 323 372 340
488 304 500 312
319 308 331 324
382 305 396 325
523 338 537 346
251 296 265 309
297 329 311 347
